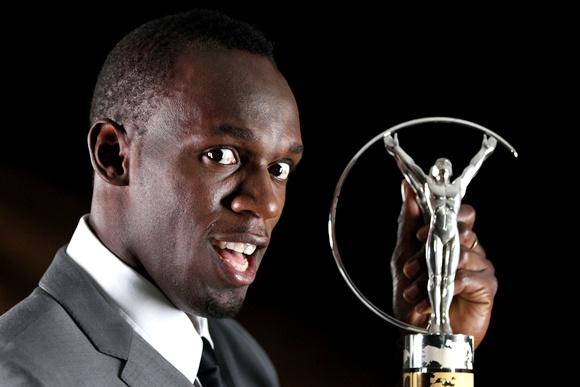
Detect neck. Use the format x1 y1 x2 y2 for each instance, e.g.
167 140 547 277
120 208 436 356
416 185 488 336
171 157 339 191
89 184 140 274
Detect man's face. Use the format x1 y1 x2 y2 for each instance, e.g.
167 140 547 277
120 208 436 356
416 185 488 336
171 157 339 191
125 49 302 318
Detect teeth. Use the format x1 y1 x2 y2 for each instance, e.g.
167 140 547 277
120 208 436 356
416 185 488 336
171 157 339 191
225 242 244 253
230 258 249 271
219 241 257 256
243 244 256 255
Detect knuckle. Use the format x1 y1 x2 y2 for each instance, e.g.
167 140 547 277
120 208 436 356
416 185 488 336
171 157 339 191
460 203 475 215
457 224 471 237
490 275 498 295
485 258 495 276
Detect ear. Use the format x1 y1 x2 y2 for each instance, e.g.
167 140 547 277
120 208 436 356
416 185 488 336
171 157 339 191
88 119 130 186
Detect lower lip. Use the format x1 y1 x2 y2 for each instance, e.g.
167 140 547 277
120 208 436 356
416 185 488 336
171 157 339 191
212 247 257 286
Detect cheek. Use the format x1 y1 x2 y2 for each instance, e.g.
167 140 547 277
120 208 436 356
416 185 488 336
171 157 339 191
130 162 201 251
173 172 227 217
162 172 229 243
135 151 234 244
266 186 287 228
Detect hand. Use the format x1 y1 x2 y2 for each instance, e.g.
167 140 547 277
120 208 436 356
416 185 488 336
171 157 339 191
482 134 497 152
391 181 497 348
384 133 399 154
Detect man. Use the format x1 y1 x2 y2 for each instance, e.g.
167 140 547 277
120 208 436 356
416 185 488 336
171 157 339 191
0 10 497 386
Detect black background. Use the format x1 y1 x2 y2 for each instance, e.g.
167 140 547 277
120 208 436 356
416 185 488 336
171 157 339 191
0 4 572 386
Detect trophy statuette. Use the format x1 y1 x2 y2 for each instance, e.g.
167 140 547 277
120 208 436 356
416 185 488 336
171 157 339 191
329 117 517 387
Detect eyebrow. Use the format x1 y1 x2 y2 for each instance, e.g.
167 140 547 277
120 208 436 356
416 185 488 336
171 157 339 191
289 143 304 154
211 125 304 154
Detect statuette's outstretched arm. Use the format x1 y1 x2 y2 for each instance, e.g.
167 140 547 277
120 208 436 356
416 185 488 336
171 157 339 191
384 134 428 212
456 135 497 197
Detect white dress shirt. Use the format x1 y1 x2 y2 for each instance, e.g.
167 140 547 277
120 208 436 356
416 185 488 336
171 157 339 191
66 215 212 384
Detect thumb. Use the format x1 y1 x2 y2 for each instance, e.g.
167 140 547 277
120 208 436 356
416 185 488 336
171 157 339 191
396 180 424 251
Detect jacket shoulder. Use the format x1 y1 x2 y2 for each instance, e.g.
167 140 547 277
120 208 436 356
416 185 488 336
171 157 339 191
0 288 58 343
0 355 43 387
0 287 124 385
0 288 68 384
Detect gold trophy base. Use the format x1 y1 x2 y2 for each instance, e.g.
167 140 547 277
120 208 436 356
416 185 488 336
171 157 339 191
403 333 474 387
403 370 473 387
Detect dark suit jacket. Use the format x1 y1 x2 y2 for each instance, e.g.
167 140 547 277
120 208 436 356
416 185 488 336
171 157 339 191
0 247 279 387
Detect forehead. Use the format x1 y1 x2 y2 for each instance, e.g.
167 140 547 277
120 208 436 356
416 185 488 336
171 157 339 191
155 48 301 144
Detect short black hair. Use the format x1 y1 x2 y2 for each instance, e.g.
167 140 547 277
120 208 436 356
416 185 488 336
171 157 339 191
90 9 274 132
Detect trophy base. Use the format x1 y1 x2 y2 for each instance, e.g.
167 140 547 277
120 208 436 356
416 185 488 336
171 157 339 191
403 333 474 387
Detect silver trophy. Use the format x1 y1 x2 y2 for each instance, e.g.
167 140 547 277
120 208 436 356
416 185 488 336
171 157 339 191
384 132 497 335
329 117 517 386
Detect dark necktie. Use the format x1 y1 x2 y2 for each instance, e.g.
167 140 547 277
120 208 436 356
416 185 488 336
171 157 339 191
197 337 228 387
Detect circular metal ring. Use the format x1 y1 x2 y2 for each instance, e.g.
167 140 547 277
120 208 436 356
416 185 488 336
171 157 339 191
328 116 517 332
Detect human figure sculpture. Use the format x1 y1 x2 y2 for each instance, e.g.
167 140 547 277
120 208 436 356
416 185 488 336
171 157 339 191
384 133 497 333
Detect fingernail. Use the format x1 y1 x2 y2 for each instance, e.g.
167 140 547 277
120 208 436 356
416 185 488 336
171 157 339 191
403 259 420 278
403 283 420 301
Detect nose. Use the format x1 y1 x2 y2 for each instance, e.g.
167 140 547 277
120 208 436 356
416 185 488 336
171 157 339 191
230 168 283 220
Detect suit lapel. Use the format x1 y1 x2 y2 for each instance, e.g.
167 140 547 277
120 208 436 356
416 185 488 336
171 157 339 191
39 247 132 359
121 333 192 386
39 247 192 386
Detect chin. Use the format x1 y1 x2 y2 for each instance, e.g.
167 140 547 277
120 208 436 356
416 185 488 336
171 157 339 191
203 296 244 318
199 287 247 318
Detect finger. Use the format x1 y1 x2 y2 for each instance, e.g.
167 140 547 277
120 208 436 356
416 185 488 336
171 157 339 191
403 273 427 303
397 180 424 246
402 249 426 279
414 299 432 315
458 204 476 230
408 309 430 327
416 225 429 242
458 224 478 250
392 181 425 270
453 267 498 300
403 257 421 279
457 249 492 272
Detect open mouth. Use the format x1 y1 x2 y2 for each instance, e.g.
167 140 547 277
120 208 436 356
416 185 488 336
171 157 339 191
214 241 256 271
211 239 260 286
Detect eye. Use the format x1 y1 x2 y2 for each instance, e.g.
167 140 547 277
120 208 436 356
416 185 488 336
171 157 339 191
269 162 291 181
204 148 238 165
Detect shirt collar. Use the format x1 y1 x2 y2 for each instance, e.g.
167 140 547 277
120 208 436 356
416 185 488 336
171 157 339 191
66 215 212 384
